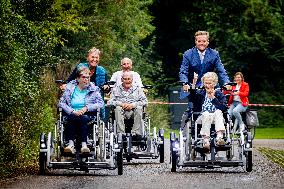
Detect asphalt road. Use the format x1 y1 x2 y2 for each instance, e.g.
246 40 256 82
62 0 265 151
1 139 283 189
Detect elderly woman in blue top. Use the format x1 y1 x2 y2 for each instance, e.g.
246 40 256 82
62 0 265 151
59 67 104 154
190 72 227 151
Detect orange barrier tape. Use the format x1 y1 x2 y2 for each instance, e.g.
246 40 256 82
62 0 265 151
148 101 284 107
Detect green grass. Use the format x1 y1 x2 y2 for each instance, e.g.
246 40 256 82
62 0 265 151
254 127 284 139
258 147 284 168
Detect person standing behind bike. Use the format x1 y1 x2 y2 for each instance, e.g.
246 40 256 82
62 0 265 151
226 72 249 132
179 30 230 114
110 57 143 88
65 47 108 90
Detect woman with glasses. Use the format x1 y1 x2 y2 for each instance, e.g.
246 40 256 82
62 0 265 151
58 67 104 154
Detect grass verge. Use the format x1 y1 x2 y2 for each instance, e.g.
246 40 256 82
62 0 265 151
254 127 284 139
258 147 284 169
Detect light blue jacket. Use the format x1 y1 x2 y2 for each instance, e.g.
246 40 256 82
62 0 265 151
58 80 104 115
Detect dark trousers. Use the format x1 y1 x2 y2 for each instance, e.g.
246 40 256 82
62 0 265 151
66 114 91 143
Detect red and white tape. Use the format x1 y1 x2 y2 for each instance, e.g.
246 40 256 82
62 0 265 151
148 101 284 107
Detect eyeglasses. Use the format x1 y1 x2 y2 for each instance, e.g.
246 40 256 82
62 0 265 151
80 76 90 79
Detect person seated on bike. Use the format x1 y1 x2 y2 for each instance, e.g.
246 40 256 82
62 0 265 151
190 72 227 150
108 71 147 139
110 57 143 88
58 67 104 154
225 72 249 132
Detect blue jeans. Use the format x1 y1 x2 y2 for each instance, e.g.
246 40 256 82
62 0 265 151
66 114 91 142
228 101 247 127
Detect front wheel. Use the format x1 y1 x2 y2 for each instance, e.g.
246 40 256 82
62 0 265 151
246 150 252 172
39 152 47 175
171 150 177 172
159 141 164 163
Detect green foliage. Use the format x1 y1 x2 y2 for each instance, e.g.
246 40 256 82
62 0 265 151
250 91 284 128
0 0 160 178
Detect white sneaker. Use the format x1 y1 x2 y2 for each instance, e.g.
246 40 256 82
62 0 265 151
64 145 75 154
81 146 90 153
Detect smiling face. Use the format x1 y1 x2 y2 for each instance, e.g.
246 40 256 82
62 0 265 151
87 51 100 68
121 58 133 71
234 74 243 84
195 34 209 52
121 71 133 90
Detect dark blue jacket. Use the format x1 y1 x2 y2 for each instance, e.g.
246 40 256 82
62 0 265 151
179 47 230 87
190 89 227 113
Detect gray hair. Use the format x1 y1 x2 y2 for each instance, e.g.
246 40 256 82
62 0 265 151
120 57 133 65
121 71 133 81
201 72 218 86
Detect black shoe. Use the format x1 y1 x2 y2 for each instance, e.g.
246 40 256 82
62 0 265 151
132 134 143 141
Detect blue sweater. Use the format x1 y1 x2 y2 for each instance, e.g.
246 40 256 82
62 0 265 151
67 62 107 88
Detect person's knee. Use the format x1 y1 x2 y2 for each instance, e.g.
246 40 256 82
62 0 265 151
134 106 143 114
115 106 123 112
232 108 240 115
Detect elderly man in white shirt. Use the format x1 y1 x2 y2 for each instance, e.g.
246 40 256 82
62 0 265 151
109 71 147 137
110 57 143 88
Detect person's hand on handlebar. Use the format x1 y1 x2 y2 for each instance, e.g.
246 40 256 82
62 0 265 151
183 72 198 91
59 83 67 91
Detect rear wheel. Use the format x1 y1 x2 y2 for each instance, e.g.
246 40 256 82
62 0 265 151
159 139 164 163
158 129 165 163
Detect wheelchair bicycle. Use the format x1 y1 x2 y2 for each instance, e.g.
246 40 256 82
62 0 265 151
170 83 253 172
39 81 124 175
107 85 165 163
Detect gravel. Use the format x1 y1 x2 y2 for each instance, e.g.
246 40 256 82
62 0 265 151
1 139 283 189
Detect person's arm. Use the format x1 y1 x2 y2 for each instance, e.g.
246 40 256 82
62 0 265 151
179 51 190 84
238 82 249 98
58 88 74 115
211 90 227 111
130 88 148 108
110 72 118 82
108 87 123 107
85 87 104 112
134 72 143 88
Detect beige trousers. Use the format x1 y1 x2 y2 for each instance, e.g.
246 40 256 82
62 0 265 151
196 110 225 137
114 106 143 135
